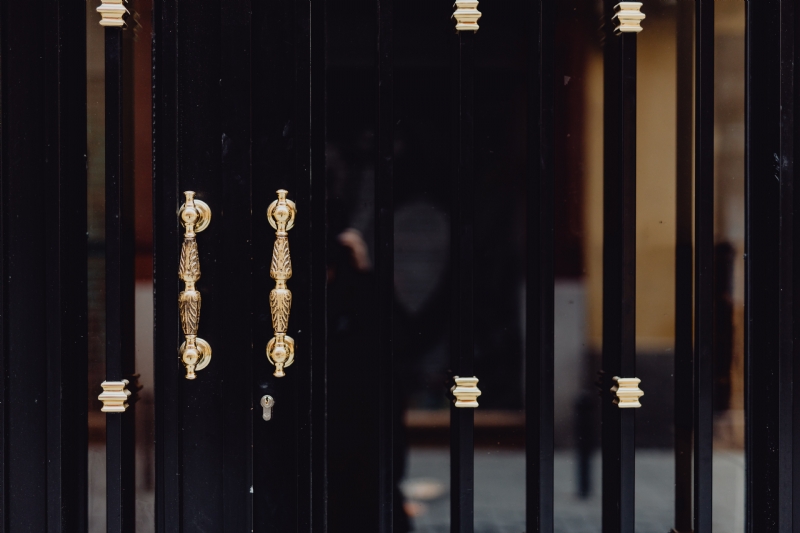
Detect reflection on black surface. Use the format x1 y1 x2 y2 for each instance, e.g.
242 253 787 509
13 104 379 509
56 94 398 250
325 1 747 532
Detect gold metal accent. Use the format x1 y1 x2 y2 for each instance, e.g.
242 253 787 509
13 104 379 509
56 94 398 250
260 395 275 421
178 191 212 380
453 1 481 32
451 376 482 408
97 0 129 27
611 377 644 408
613 2 645 34
99 380 131 413
266 190 297 378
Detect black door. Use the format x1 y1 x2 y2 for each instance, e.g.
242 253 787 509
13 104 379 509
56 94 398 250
1 0 800 532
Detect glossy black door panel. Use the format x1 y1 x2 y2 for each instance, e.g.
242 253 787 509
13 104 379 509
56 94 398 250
0 0 88 530
153 0 254 530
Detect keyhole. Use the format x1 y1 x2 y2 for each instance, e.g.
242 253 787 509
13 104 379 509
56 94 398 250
260 395 275 421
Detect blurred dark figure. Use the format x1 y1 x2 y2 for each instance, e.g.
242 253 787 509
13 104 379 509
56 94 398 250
326 131 412 532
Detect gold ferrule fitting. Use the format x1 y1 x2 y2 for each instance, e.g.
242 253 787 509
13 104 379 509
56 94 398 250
182 336 200 380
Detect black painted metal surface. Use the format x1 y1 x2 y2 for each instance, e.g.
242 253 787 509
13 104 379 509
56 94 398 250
251 0 299 530
104 26 136 533
450 28 476 533
155 0 327 530
694 1 715 532
12 1 800 532
526 1 555 532
778 1 796 532
154 0 255 529
376 0 395 530
220 0 254 529
602 4 638 532
793 5 800 533
152 0 182 528
673 2 694 531
0 0 88 530
745 2 784 532
309 0 329 529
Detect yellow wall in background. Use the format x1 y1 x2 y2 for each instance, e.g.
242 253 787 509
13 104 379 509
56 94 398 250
584 14 679 353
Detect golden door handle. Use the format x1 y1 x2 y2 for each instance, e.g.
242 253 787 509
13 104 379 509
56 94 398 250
178 191 212 380
266 189 296 377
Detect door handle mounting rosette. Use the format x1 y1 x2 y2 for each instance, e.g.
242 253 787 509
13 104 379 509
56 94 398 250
178 191 212 379
266 190 296 377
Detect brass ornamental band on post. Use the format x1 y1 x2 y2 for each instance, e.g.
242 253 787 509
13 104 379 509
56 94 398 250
613 2 646 34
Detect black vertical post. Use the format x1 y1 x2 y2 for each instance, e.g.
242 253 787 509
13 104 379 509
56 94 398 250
252 0 326 528
48 2 90 531
104 25 136 533
376 0 394 530
253 0 297 528
309 0 328 527
526 1 555 532
694 1 715 532
778 1 795 532
294 0 322 528
251 0 299 529
792 2 800 533
153 0 183 529
601 3 638 533
744 1 784 532
1 0 88 530
793 2 800 529
220 0 253 529
673 1 694 531
170 0 226 527
450 28 476 533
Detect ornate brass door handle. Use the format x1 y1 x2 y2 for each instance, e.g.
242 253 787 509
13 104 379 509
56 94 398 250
266 190 296 377
178 191 212 380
